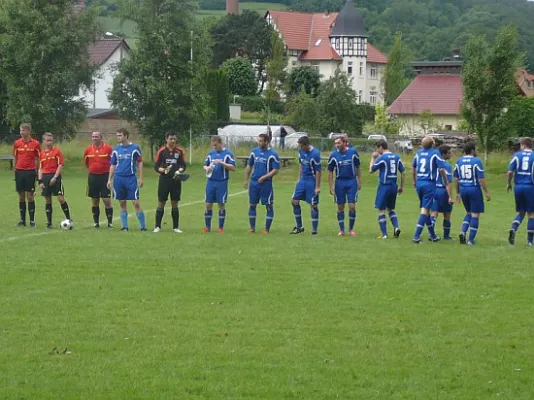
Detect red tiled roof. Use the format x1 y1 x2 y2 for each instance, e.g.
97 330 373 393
388 75 463 115
267 10 387 63
88 39 128 66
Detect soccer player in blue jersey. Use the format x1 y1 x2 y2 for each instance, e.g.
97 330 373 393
430 145 454 240
369 139 404 239
203 135 236 233
412 136 453 244
291 136 321 235
506 137 534 246
243 133 280 234
327 136 361 236
106 128 147 231
454 141 491 245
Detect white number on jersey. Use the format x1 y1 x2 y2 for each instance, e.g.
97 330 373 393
390 160 397 174
419 158 427 173
460 164 473 179
521 156 530 171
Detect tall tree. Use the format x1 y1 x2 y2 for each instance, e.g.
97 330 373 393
383 32 410 106
286 66 321 97
0 0 99 138
285 91 319 133
264 31 287 125
462 25 522 160
110 0 211 148
221 57 257 96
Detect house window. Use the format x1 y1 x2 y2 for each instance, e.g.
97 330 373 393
369 91 377 105
359 62 363 76
347 61 353 75
528 81 534 89
358 90 363 103
370 64 377 79
335 38 340 50
311 62 319 72
348 38 353 49
445 125 452 130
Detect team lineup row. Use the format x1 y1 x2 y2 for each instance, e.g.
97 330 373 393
11 123 534 245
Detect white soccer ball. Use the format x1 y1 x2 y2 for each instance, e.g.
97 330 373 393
60 219 73 230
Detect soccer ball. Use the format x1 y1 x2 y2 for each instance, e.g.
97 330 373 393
60 219 73 230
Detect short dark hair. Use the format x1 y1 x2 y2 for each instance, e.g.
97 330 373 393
439 144 451 156
520 137 533 149
297 136 310 146
463 141 476 155
117 128 130 138
258 133 270 143
211 135 222 144
165 131 177 139
375 139 388 150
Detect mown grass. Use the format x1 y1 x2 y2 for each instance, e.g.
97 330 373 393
0 145 532 399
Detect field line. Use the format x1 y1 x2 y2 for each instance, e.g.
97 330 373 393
0 190 248 243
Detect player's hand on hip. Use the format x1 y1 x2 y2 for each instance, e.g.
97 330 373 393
138 179 144 188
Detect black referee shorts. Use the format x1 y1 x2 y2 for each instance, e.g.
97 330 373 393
41 173 64 197
158 176 182 202
87 173 111 199
15 169 37 193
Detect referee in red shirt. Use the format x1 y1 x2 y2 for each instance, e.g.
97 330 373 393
83 132 114 229
38 133 72 228
13 123 41 227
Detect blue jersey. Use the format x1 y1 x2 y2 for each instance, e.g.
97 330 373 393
509 150 534 185
110 143 142 177
454 156 485 187
247 147 280 181
204 148 236 181
298 146 321 181
436 162 452 188
327 147 360 180
371 152 405 185
412 148 445 182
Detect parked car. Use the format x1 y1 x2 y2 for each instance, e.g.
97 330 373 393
284 132 308 149
367 134 387 141
395 140 413 153
328 132 348 140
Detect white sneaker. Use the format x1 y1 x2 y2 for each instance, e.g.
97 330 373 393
173 228 183 233
153 227 161 233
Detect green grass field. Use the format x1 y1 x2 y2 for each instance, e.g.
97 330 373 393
1 148 533 399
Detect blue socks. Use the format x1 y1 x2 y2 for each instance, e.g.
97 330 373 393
468 217 479 243
461 214 472 234
311 207 319 233
249 206 257 230
205 209 212 230
388 211 399 230
136 211 146 230
219 209 226 229
293 204 302 229
120 210 128 229
528 218 534 243
413 214 426 240
511 214 525 232
426 215 437 239
349 210 356 231
378 215 387 236
266 206 274 231
443 219 451 238
337 211 345 232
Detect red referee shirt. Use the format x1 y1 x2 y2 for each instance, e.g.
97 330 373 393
39 147 65 175
83 143 113 174
13 138 41 170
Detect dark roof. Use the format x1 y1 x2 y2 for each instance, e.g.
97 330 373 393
412 60 463 68
388 75 463 115
88 39 129 66
87 108 117 118
330 0 367 37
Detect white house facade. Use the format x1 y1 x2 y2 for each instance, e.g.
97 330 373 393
265 0 388 105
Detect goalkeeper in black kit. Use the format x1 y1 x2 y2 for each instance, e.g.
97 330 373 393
153 131 188 233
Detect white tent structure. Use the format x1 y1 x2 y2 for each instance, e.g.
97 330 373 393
217 124 295 148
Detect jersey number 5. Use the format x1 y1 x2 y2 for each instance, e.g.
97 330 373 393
390 160 397 174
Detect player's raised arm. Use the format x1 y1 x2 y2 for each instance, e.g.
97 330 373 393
369 151 379 174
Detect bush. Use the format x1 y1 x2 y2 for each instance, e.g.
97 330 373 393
239 95 285 114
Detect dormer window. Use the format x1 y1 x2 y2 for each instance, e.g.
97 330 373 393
348 38 353 49
335 38 340 50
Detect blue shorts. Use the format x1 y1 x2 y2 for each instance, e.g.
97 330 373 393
205 180 228 204
514 185 534 212
416 182 436 209
375 184 397 210
460 186 485 214
113 175 139 201
292 179 319 205
334 179 358 205
249 180 274 206
431 188 453 214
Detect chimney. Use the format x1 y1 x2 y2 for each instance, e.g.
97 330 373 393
227 0 239 15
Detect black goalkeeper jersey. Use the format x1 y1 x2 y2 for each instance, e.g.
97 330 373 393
154 146 186 178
